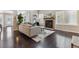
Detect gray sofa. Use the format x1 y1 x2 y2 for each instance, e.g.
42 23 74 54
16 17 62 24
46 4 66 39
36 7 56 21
19 24 41 37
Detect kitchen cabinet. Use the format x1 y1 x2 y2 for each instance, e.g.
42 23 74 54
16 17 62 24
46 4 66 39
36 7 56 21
64 34 72 48
56 33 72 48
56 34 65 48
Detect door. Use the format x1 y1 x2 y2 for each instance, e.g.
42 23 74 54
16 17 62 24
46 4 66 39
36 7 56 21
5 14 13 27
4 14 14 41
0 11 14 41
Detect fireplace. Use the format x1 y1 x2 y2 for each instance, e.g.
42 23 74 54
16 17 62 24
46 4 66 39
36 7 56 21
45 20 52 28
45 19 54 29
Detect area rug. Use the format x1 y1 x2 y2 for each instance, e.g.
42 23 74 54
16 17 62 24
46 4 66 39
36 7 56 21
32 30 55 42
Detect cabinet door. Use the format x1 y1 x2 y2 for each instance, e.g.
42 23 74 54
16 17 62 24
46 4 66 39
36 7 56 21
56 11 65 25
56 34 65 48
64 33 72 48
56 33 72 48
64 37 71 48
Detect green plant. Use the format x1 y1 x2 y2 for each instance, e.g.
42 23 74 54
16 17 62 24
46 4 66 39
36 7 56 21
17 13 23 25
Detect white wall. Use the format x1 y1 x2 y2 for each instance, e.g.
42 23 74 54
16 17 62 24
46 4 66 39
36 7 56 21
16 10 56 24
29 10 38 23
39 10 56 16
17 10 38 23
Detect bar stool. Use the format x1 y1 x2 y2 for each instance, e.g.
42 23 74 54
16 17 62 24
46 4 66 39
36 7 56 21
71 35 79 48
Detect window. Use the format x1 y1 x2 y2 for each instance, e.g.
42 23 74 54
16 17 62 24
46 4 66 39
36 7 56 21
39 14 44 26
0 14 3 26
17 10 30 23
56 11 78 25
56 11 65 25
66 11 77 25
0 11 14 27
5 15 13 26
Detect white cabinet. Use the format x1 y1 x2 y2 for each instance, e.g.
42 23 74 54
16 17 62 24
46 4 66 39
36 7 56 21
64 35 72 48
56 33 72 48
56 34 65 48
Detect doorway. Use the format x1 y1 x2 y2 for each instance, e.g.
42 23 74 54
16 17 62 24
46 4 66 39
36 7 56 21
0 12 14 40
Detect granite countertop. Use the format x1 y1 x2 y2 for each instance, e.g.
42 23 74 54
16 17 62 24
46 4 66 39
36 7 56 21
55 29 79 36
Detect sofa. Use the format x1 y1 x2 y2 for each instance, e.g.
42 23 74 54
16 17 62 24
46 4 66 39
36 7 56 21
19 24 41 37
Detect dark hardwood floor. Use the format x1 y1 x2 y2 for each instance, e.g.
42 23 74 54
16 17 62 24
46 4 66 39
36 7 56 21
0 27 57 48
14 31 57 48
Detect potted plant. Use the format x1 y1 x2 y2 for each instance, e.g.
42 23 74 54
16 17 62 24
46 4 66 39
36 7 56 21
17 13 23 30
17 13 23 25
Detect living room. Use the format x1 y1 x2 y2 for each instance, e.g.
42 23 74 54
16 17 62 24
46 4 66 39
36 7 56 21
13 10 56 48
13 10 79 48
0 0 79 59
0 10 56 48
0 10 79 48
